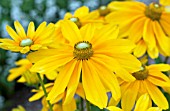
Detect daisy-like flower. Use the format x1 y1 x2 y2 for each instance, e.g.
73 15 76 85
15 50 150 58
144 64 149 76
0 21 55 54
7 59 39 85
106 1 170 58
27 20 141 109
7 59 57 84
119 64 170 110
64 6 102 28
107 93 162 111
29 83 84 111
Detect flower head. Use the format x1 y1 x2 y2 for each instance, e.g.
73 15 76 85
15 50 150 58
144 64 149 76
0 21 55 54
119 64 170 110
28 20 141 109
106 1 170 58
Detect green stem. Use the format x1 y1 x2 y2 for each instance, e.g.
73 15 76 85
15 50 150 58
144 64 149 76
80 98 84 111
86 100 91 111
164 57 169 63
37 73 53 111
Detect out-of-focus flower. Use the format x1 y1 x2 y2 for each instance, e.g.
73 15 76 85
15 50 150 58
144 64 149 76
160 0 170 6
8 59 57 85
117 64 170 110
7 59 39 85
27 20 141 109
107 93 162 111
0 21 55 54
64 6 102 28
106 1 170 58
12 105 26 111
29 83 84 111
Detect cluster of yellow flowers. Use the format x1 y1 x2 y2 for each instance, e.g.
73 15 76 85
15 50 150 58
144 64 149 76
1 0 170 111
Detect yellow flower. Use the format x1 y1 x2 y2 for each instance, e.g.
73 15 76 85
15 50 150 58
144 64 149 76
7 59 39 85
12 105 26 111
0 21 55 54
8 59 57 84
107 94 162 111
64 6 102 28
106 1 170 58
118 64 170 110
160 0 170 5
29 83 84 111
27 20 141 109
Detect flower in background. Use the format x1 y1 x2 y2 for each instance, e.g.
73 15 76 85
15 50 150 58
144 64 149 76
106 1 170 58
29 83 84 111
12 105 26 111
118 64 170 110
7 59 57 85
64 6 102 28
0 21 55 54
107 93 162 111
160 0 170 6
27 20 141 109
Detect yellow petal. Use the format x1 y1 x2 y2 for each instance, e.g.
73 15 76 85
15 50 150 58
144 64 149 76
64 12 73 19
75 83 85 99
90 58 121 100
62 98 77 111
134 40 147 58
20 46 30 54
64 61 82 105
107 106 123 111
147 107 162 111
147 76 170 87
82 60 107 109
143 19 156 50
93 39 136 54
30 51 73 73
14 21 27 39
92 54 136 82
144 80 169 109
80 23 95 41
160 19 170 36
92 24 119 44
61 20 82 45
74 6 89 17
6 25 21 42
147 46 159 59
121 81 140 111
27 22 35 39
47 60 77 102
148 64 170 71
129 17 146 43
153 21 170 56
134 93 150 111
34 22 47 41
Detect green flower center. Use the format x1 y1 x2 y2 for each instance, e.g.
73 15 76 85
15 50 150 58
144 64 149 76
73 41 93 60
145 3 164 21
99 6 110 16
20 38 33 47
132 66 149 80
69 17 81 28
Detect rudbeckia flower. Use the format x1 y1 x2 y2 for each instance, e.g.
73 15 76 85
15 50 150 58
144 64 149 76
106 1 170 58
29 83 84 111
7 59 39 85
8 59 57 84
64 6 102 28
119 64 170 110
107 93 162 111
27 20 141 109
0 21 55 54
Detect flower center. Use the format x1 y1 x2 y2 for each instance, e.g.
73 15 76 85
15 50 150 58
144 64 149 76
99 6 110 16
69 17 81 28
73 41 93 60
145 3 164 21
132 66 149 80
20 38 33 47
